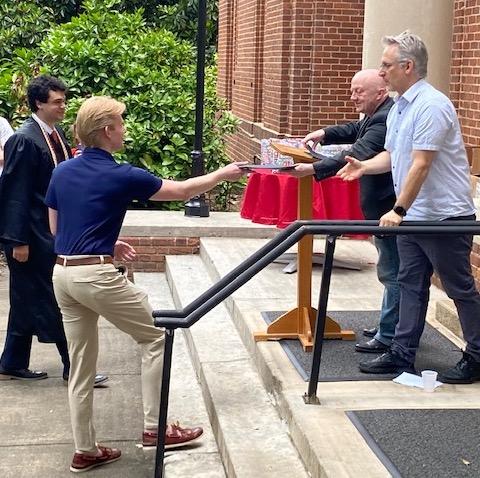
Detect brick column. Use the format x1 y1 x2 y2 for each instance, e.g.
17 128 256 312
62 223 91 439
305 1 364 133
231 0 265 123
450 0 480 146
217 0 235 106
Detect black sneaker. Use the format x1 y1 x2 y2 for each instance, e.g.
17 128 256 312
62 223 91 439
438 352 480 384
359 351 415 374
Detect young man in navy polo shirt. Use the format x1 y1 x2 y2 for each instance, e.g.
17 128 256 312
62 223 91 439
46 96 246 473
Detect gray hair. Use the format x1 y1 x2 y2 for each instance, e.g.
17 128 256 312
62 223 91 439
382 30 428 78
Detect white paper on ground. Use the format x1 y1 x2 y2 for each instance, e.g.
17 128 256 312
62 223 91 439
393 372 443 390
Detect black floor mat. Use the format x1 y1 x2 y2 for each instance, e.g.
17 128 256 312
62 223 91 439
347 409 480 478
262 310 461 381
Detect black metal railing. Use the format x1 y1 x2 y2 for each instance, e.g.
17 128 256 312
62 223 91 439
151 220 480 476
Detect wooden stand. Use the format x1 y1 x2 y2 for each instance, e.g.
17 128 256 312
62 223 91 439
253 143 355 351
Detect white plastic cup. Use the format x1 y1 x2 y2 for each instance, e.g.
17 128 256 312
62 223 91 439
421 370 438 392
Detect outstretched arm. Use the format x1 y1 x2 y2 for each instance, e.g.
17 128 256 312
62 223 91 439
150 162 247 201
337 150 392 181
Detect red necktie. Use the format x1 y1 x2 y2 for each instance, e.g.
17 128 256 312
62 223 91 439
49 130 65 163
50 130 60 145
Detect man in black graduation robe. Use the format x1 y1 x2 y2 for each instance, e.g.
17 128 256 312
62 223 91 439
0 76 77 380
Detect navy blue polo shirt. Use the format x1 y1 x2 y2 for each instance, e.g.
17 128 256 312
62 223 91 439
45 147 162 255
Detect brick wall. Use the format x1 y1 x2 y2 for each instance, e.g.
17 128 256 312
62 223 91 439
218 0 365 163
217 0 234 105
118 236 200 273
450 0 480 291
231 0 264 122
450 0 480 147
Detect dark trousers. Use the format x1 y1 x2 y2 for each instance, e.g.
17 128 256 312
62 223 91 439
0 333 70 372
391 215 480 364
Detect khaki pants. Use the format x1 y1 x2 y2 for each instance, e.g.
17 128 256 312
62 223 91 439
53 263 164 453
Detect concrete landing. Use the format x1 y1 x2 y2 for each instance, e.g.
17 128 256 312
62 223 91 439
121 211 277 239
164 236 480 477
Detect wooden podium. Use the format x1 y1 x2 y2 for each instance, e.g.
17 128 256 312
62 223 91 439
253 143 355 351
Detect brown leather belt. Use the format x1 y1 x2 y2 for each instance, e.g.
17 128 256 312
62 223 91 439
56 256 114 266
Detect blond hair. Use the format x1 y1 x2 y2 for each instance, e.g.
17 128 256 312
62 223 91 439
75 96 126 147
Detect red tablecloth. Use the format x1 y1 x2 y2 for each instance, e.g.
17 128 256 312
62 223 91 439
240 170 365 229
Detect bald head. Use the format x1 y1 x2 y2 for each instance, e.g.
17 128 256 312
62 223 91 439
350 69 389 116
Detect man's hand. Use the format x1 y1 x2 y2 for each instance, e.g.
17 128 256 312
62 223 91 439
379 210 403 227
301 129 325 148
337 156 364 181
275 163 314 178
13 245 29 262
114 240 136 262
217 162 249 181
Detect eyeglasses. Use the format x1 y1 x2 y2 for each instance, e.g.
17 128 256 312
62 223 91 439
379 60 409 71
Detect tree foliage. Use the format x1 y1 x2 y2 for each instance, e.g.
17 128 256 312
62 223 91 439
0 2 55 59
0 0 237 210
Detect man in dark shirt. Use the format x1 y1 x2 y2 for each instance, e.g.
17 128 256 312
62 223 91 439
46 95 246 473
283 69 399 352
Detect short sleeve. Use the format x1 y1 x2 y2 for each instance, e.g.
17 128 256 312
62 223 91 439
128 167 163 201
412 102 453 151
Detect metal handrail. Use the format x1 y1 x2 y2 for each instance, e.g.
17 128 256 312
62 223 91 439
153 220 480 328
153 219 480 477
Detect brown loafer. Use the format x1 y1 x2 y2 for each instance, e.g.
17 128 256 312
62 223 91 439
70 445 121 473
143 422 204 448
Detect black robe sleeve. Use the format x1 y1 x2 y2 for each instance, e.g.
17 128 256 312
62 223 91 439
0 134 37 246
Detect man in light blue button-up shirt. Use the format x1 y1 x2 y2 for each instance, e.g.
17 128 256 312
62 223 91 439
338 31 480 384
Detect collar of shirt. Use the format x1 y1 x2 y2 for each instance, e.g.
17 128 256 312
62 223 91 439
32 113 54 135
395 79 427 106
82 147 115 161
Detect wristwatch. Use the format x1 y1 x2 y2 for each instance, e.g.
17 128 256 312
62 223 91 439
393 205 407 217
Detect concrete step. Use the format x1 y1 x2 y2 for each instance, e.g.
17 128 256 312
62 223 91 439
196 236 466 477
134 273 226 477
164 255 309 478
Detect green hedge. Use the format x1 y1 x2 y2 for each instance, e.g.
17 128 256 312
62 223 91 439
0 0 238 210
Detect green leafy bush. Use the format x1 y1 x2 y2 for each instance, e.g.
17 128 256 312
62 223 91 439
39 0 82 22
155 0 218 57
0 48 41 121
0 0 234 210
39 2 238 209
0 2 54 60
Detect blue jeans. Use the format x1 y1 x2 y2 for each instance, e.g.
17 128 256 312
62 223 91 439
373 235 400 345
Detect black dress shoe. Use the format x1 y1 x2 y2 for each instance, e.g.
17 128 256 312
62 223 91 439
363 327 378 338
0 366 48 381
438 352 480 384
63 373 109 388
355 338 390 353
359 351 415 374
